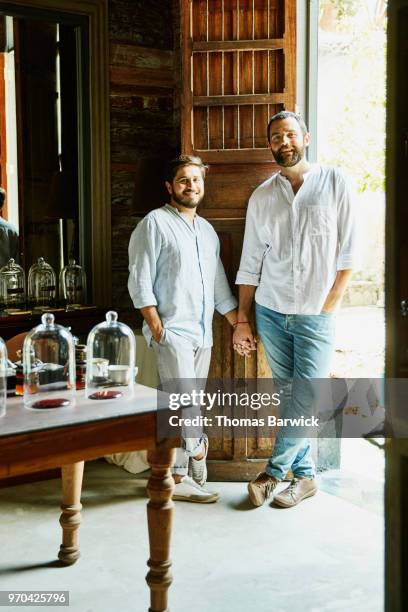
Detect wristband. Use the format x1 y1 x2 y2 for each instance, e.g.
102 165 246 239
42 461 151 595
233 321 249 327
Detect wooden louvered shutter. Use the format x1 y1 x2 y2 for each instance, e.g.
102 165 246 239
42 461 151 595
181 0 296 162
179 0 297 479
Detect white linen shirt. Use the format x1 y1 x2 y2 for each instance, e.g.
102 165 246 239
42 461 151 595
235 165 358 314
128 204 237 348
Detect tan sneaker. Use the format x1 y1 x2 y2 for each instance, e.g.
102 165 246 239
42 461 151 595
247 472 279 507
273 477 317 508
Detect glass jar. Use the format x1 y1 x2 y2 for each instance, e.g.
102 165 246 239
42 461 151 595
85 311 136 400
0 259 26 309
75 343 87 390
23 313 75 409
59 259 87 306
0 336 7 417
28 257 57 307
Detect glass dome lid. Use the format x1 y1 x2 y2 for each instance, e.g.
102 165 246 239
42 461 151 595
0 258 26 308
28 257 56 307
0 336 7 417
23 313 75 409
85 311 136 401
59 258 87 306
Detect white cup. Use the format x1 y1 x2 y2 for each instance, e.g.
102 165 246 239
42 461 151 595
108 364 131 385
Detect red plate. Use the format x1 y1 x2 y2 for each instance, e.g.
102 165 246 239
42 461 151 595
31 398 71 409
89 390 123 400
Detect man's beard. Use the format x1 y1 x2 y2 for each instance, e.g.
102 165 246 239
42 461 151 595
272 145 304 167
172 191 204 208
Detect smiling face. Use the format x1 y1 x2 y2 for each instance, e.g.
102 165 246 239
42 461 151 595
166 164 205 209
268 117 310 167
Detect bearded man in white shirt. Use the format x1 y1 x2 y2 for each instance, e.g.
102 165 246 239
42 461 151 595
233 111 357 508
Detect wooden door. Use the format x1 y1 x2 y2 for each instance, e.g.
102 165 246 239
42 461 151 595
385 1 408 609
178 0 296 479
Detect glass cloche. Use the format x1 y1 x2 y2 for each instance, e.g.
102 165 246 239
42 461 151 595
0 258 26 309
23 313 75 409
0 336 7 417
28 257 56 307
59 258 87 305
86 311 136 400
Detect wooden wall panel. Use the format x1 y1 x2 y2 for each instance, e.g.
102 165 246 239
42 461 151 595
109 0 177 310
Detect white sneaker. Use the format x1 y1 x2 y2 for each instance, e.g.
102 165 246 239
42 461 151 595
188 434 208 486
172 475 219 503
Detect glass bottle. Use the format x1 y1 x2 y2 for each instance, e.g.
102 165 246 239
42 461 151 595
59 258 87 306
23 313 75 409
75 343 87 390
0 259 26 309
85 311 136 400
0 336 7 417
28 257 57 307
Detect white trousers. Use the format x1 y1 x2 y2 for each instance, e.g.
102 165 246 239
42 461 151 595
152 329 211 476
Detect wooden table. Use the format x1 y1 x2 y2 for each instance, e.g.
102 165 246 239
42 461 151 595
0 385 179 612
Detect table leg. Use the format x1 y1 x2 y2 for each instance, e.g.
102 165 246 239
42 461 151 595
146 448 175 612
58 461 85 565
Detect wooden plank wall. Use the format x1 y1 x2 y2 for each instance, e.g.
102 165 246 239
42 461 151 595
109 0 178 309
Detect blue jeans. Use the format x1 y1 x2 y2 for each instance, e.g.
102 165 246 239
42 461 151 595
255 303 336 480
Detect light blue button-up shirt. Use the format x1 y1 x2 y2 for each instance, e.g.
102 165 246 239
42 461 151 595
128 204 237 348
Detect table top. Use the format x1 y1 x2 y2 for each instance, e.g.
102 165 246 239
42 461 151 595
0 384 168 438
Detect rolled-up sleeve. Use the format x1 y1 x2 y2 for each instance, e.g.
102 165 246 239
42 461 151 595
214 254 238 315
128 216 162 309
235 198 265 286
336 174 359 270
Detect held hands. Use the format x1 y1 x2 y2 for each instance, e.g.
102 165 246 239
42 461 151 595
232 322 257 357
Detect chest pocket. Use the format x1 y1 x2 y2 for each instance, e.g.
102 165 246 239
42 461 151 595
306 206 332 236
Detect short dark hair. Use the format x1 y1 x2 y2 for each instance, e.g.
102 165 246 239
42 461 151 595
267 111 308 143
165 155 208 183
0 187 5 209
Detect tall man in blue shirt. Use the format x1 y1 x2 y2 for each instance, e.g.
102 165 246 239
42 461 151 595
234 111 358 508
128 155 240 502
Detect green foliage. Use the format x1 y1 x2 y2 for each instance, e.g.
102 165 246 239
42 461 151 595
320 0 359 21
319 2 386 193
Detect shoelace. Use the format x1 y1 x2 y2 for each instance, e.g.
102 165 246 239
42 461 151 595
286 478 300 499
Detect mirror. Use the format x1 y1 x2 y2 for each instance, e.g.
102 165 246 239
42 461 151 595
0 0 110 308
0 6 90 290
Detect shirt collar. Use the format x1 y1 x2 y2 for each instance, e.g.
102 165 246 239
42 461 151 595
164 203 198 231
276 163 318 184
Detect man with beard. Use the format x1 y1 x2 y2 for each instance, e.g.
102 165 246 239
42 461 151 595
128 155 240 502
233 111 358 508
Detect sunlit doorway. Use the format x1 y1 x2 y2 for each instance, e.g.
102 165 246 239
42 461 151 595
317 2 386 610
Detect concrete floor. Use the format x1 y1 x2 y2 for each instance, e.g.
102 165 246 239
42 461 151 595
0 306 385 611
0 459 383 612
